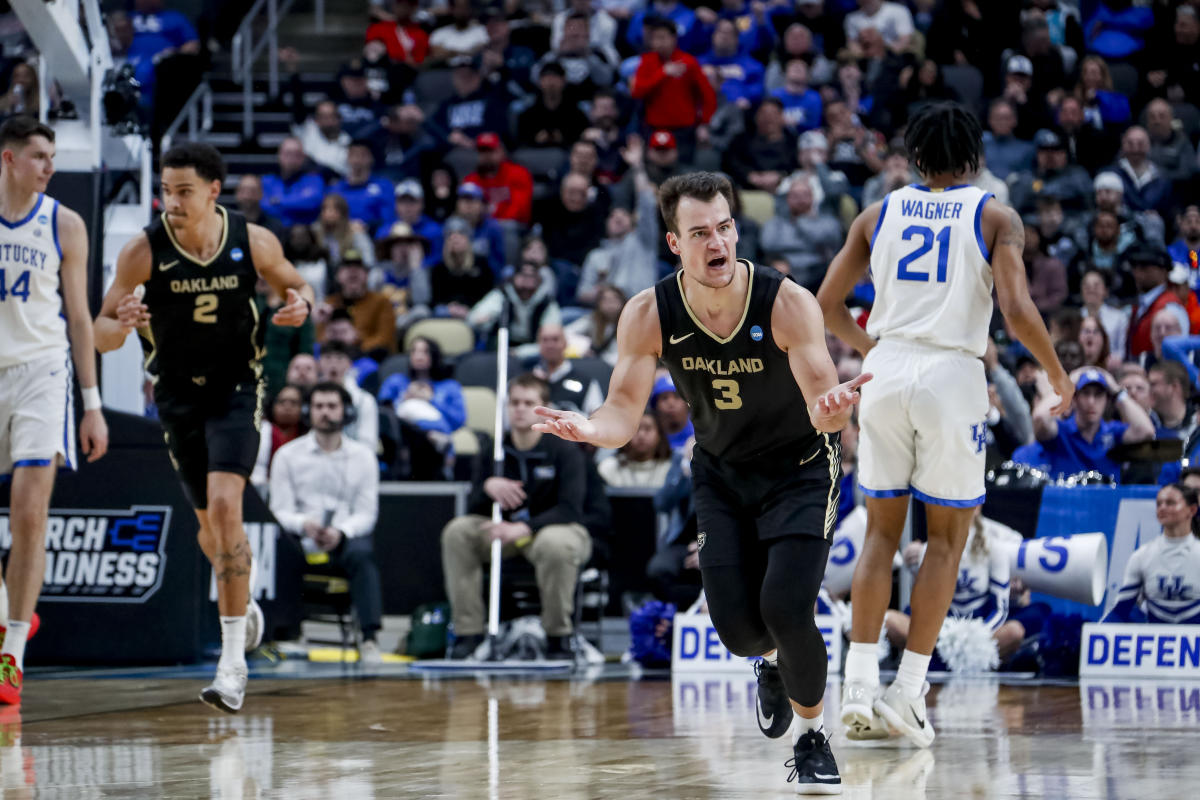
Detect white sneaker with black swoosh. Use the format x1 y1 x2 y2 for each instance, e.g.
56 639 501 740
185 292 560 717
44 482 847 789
874 681 935 748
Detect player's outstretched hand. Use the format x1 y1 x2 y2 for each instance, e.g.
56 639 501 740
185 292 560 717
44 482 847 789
116 288 150 333
272 288 310 327
80 409 109 462
1048 370 1075 418
533 406 598 443
810 372 873 431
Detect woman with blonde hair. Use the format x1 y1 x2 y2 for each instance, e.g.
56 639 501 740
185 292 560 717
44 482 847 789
0 62 42 117
566 284 626 364
313 193 376 269
1073 55 1131 127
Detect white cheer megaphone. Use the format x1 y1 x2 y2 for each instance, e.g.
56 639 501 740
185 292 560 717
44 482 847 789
996 532 1109 606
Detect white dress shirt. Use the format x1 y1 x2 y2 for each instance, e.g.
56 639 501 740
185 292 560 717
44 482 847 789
269 432 379 540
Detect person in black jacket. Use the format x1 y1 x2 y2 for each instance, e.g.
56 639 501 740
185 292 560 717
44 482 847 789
441 374 593 659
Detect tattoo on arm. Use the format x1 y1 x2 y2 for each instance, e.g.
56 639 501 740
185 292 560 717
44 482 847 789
998 208 1025 250
215 539 252 583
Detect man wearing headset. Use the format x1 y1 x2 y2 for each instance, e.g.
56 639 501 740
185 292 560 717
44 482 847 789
269 381 385 665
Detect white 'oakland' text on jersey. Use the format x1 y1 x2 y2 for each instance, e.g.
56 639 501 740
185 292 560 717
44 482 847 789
866 184 994 357
0 193 66 369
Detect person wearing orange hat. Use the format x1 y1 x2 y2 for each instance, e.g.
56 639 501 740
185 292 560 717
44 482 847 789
464 132 534 225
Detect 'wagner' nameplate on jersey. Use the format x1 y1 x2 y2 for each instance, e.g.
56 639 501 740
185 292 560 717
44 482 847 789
0 506 172 602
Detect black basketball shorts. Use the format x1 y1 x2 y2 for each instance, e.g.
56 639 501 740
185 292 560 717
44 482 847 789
156 378 263 510
691 436 842 569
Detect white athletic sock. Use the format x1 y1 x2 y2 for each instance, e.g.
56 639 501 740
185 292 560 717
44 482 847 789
2 621 31 672
0 579 7 623
763 649 779 666
218 616 247 669
792 713 824 744
844 641 879 686
895 650 932 699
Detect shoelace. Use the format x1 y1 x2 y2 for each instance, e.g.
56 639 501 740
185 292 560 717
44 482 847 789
0 660 19 689
784 731 825 783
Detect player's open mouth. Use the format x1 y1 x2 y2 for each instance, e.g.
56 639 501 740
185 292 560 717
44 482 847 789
707 256 727 268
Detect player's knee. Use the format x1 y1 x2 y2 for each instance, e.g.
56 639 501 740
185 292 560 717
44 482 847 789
760 587 817 641
205 491 241 533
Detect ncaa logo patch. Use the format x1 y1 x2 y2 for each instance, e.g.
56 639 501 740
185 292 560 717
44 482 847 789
0 506 173 603
36 215 48 225
750 325 763 342
230 247 245 261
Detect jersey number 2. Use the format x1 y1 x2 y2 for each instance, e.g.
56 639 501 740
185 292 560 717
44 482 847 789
0 268 31 302
193 293 218 323
897 225 951 283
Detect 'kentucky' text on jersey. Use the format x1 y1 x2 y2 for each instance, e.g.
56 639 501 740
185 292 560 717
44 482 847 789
0 194 66 369
655 261 822 462
138 206 264 387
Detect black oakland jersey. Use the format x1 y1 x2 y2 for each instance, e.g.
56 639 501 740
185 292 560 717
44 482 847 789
138 206 264 388
655 260 826 463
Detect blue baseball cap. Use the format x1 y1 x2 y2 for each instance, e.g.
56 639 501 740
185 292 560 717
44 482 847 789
650 374 678 406
1075 368 1108 392
457 181 484 199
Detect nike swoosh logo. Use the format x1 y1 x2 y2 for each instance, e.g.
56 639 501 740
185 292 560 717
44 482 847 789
668 332 694 344
159 260 178 272
812 773 839 781
798 448 820 466
911 706 926 728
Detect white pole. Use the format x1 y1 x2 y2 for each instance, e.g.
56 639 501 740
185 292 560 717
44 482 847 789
485 307 510 654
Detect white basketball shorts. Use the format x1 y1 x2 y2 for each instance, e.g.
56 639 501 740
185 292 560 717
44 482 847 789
0 352 75 478
857 338 987 507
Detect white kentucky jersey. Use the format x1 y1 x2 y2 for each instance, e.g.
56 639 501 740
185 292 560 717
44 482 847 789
1106 534 1200 625
0 193 66 369
866 184 995 357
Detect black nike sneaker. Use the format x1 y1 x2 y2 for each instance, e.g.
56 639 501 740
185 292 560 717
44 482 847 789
785 728 842 795
755 660 794 738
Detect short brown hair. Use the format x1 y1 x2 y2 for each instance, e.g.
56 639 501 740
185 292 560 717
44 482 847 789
0 115 54 150
509 373 551 404
658 171 736 235
1150 359 1192 398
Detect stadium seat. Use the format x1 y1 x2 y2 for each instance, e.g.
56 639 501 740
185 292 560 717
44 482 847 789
739 190 776 226
451 426 481 457
404 318 476 358
512 147 569 184
462 385 498 435
377 353 410 386
1108 62 1139 101
445 147 480 183
569 356 613 393
454 350 522 388
413 69 455 113
942 65 984 117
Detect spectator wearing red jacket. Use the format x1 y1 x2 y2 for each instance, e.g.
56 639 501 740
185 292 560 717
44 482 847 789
630 16 715 162
465 132 534 226
365 0 429 65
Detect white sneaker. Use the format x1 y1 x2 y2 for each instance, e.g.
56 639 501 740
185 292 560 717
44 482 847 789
874 681 935 748
842 680 892 744
359 640 383 667
245 599 264 652
200 663 247 714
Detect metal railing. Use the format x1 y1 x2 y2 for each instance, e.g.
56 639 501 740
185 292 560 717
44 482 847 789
231 0 297 138
161 82 213 152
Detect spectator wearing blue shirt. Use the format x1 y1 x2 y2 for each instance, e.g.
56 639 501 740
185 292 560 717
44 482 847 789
982 99 1035 180
1110 126 1174 218
1030 367 1155 481
378 179 443 267
628 0 701 53
1168 205 1200 276
1083 0 1153 62
453 182 506 278
771 58 822 133
696 0 776 59
650 375 695 454
128 0 199 109
330 141 395 235
698 19 765 107
377 336 466 479
261 137 327 227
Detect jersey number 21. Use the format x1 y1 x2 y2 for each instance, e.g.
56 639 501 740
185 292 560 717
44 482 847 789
897 225 951 283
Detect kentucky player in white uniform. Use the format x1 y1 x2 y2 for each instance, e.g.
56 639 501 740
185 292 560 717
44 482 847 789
818 102 1073 747
0 116 107 705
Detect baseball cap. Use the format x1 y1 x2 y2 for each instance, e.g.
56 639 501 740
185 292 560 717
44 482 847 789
650 374 679 406
1075 368 1108 392
338 59 367 79
1127 247 1170 270
1034 129 1063 150
340 249 366 267
649 130 677 150
394 178 423 199
457 181 485 199
539 60 566 78
475 132 501 151
1094 172 1123 193
443 216 473 237
1169 262 1191 285
1006 55 1034 76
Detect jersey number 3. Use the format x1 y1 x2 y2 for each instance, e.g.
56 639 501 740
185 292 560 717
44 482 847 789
712 379 742 410
897 225 951 283
193 293 218 323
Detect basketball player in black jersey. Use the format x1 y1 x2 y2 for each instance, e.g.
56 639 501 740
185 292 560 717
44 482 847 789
535 172 867 794
94 143 314 714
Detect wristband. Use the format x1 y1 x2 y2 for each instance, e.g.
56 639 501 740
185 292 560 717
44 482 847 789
514 535 532 549
82 386 102 411
1114 389 1129 405
302 297 312 316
